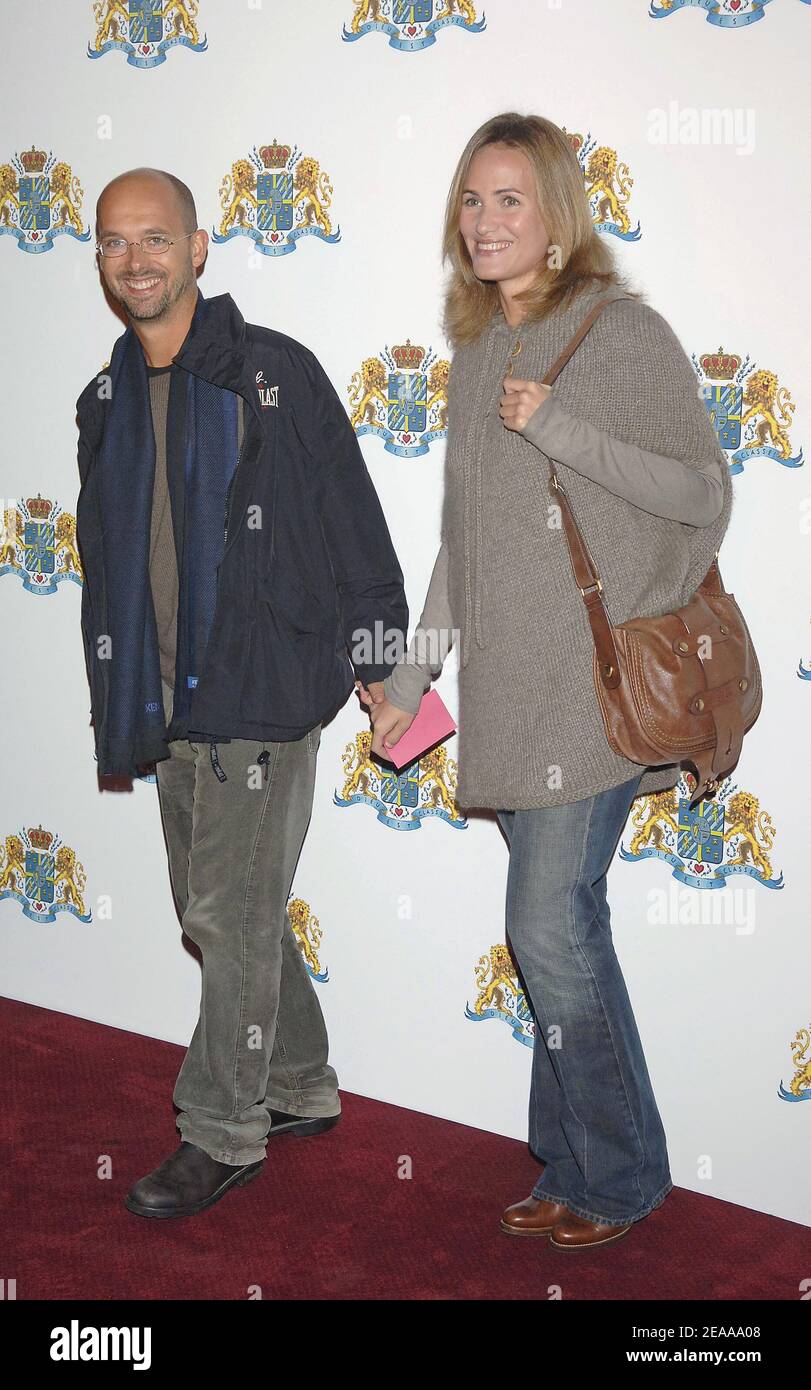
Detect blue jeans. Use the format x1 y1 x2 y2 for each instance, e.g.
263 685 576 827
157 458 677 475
496 775 673 1226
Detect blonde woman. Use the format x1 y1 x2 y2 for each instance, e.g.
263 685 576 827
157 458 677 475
359 113 731 1251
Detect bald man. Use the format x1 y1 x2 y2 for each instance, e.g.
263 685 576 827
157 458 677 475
75 169 408 1219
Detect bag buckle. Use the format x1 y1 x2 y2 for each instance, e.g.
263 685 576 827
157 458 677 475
579 579 603 596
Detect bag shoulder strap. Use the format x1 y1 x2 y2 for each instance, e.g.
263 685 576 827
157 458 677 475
537 296 722 689
540 295 626 388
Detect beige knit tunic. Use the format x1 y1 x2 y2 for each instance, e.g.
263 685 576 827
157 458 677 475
384 278 734 810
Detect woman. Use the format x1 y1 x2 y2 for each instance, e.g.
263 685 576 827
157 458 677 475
358 113 732 1250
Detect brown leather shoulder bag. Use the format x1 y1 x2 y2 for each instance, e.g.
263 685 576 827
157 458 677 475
538 296 762 809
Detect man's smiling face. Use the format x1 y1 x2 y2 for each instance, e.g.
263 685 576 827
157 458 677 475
96 173 200 321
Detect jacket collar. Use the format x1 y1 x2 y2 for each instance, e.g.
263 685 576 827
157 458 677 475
170 289 264 428
170 288 271 562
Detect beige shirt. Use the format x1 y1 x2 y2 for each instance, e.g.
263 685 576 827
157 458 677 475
147 368 178 690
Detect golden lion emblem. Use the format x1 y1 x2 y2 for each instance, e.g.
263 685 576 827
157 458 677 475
349 358 389 431
92 0 130 48
48 163 85 234
165 0 200 43
472 943 523 1018
788 1027 811 1099
739 368 796 461
218 159 258 235
54 513 82 575
1 506 24 568
426 359 450 431
584 146 633 234
292 157 333 237
0 164 20 228
0 834 25 895
53 846 87 916
287 896 324 977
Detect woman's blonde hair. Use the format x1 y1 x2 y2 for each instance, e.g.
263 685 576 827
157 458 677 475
441 112 641 347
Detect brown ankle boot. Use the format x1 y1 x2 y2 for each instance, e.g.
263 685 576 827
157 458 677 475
500 1195 570 1236
549 1211 632 1249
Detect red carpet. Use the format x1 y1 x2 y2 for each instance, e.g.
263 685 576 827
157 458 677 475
3 996 805 1301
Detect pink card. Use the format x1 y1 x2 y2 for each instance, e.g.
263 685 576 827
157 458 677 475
382 688 457 769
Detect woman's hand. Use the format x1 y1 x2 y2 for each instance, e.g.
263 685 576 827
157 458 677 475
356 681 417 759
500 376 552 431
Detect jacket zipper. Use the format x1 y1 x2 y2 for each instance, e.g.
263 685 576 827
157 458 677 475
223 472 234 546
223 397 248 546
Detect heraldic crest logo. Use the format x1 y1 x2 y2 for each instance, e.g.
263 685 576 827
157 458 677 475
619 773 783 891
0 826 91 925
334 730 467 831
650 0 811 30
89 0 208 67
693 345 803 476
212 141 341 257
349 338 450 457
1 495 83 594
0 147 91 254
343 1 486 51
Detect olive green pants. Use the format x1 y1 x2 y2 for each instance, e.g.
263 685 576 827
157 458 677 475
154 681 340 1164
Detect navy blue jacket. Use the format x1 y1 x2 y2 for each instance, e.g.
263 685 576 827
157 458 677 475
75 290 408 767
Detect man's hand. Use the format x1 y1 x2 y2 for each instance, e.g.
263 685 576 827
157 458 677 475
356 679 385 709
500 376 552 431
356 680 416 760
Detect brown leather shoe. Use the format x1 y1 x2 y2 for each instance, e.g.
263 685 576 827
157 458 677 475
549 1211 632 1249
500 1195 570 1236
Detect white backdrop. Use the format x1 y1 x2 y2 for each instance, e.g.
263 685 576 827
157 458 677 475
2 0 810 1229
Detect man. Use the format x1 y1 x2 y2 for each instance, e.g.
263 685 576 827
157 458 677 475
75 168 408 1219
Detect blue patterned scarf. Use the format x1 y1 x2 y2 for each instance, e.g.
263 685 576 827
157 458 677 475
97 320 238 775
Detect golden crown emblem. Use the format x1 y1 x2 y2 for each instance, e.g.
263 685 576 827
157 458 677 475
700 347 741 381
391 340 424 370
259 140 291 169
20 145 47 174
28 825 54 851
27 494 52 520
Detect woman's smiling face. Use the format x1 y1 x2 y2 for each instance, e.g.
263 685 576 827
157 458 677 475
459 141 551 296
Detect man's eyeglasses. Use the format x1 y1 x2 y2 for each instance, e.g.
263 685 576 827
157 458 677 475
95 230 198 258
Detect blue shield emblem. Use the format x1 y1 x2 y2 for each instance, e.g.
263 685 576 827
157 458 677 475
394 1 434 21
387 371 427 433
23 519 55 575
379 760 420 809
677 798 725 865
129 0 163 43
25 848 54 905
704 383 742 452
257 170 293 232
18 176 50 232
